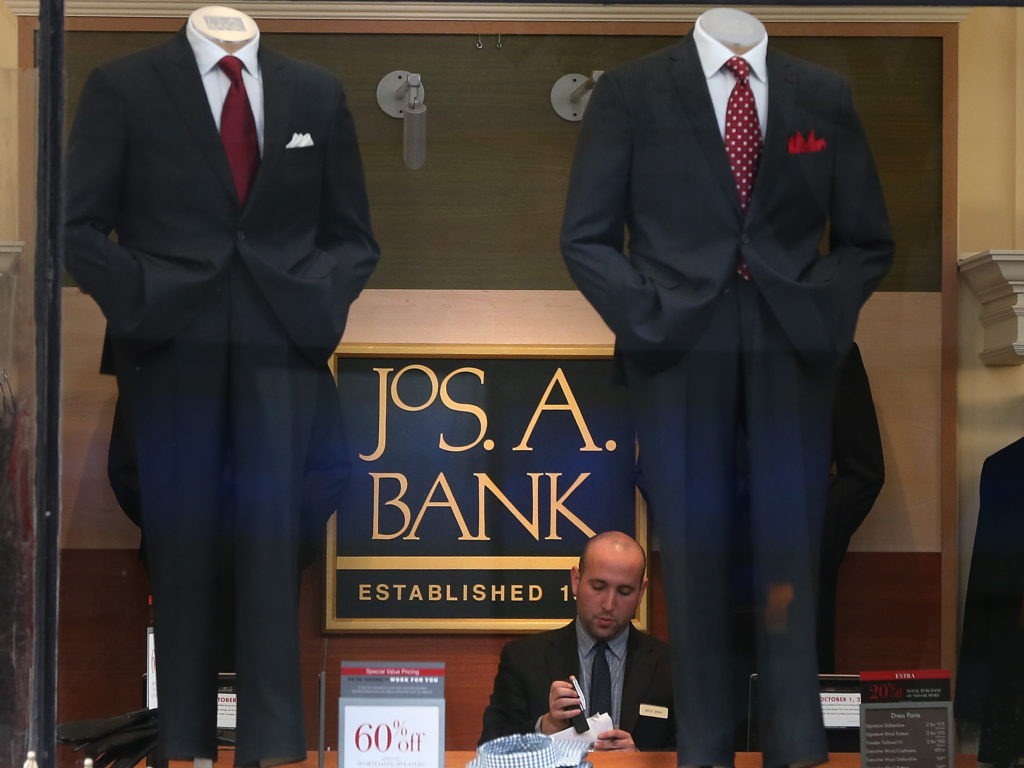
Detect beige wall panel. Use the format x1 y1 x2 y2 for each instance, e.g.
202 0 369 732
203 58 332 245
345 288 613 347
957 7 1020 252
852 292 942 553
0 70 17 239
60 289 138 549
0 4 15 69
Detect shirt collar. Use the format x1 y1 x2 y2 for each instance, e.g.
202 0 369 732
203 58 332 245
693 15 768 84
186 18 261 77
576 619 630 660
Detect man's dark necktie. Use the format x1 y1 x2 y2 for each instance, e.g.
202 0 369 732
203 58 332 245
724 55 761 280
590 640 612 716
218 55 259 206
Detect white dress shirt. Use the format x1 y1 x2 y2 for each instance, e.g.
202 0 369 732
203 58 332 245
692 16 768 140
186 19 265 154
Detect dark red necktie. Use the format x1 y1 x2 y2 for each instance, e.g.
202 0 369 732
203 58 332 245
724 56 761 280
218 55 259 206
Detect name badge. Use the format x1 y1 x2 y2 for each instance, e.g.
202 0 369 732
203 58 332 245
639 703 669 719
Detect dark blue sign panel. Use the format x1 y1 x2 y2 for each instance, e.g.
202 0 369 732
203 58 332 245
325 348 643 632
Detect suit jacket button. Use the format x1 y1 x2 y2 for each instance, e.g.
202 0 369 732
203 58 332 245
236 231 245 241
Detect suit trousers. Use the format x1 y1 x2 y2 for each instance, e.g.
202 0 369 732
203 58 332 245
625 276 833 768
117 259 315 765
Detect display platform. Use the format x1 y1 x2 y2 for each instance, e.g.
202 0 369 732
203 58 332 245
165 751 979 768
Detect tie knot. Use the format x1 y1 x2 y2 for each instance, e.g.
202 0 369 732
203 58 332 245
593 640 608 654
218 55 245 85
725 56 750 83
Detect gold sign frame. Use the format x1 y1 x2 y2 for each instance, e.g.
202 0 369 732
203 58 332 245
324 342 650 633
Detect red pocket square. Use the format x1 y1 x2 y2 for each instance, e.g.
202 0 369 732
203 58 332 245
788 130 827 154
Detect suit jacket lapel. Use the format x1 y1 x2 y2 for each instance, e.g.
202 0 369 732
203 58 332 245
546 622 582 685
619 626 655 735
668 35 743 217
246 47 292 214
152 29 237 201
748 49 798 220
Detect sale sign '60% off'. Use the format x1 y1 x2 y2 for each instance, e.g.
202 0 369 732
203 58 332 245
342 705 442 768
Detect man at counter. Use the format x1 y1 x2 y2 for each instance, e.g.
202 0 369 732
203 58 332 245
480 531 674 751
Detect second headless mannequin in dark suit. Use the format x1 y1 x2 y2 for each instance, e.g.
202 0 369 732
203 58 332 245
560 9 893 767
816 342 884 672
65 7 380 765
955 436 1024 767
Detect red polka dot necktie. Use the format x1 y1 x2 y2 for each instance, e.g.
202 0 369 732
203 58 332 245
724 56 761 215
218 55 260 207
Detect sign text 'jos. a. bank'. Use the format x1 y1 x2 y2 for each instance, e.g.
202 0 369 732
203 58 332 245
325 349 640 631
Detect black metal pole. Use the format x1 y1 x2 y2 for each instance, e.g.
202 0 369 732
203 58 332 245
33 0 63 764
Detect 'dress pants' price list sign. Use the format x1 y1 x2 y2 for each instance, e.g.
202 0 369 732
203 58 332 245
860 670 952 768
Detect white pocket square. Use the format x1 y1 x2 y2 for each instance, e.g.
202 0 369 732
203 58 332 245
285 132 314 149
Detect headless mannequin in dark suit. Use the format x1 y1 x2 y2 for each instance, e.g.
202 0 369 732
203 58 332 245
955 437 1024 767
560 8 894 767
65 7 380 766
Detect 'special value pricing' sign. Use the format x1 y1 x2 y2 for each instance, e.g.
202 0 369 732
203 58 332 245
339 662 445 768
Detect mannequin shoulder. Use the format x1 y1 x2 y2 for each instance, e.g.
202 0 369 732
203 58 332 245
85 33 187 86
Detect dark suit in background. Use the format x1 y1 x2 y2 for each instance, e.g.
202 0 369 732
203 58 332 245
817 341 884 672
480 622 675 751
955 437 1024 767
561 33 893 768
65 28 379 765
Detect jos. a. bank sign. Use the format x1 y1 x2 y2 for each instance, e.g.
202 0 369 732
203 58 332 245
324 346 646 632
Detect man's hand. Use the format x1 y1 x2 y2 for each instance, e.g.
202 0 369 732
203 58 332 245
539 680 584 734
591 728 637 752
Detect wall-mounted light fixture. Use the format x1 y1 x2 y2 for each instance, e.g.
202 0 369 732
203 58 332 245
550 71 603 122
376 70 427 170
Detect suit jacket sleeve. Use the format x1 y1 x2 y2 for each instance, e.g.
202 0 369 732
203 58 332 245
560 72 684 360
480 639 554 743
65 66 165 344
824 78 894 306
304 74 380 357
